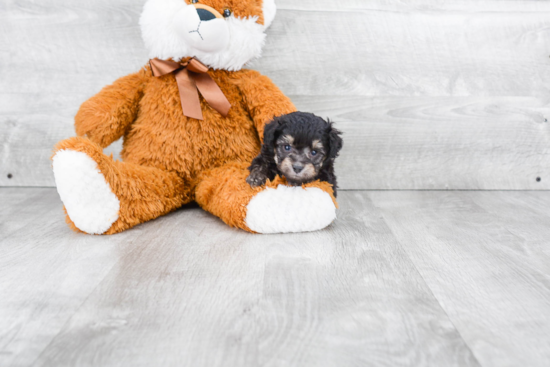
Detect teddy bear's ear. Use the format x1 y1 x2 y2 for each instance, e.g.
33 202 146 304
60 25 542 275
262 0 277 29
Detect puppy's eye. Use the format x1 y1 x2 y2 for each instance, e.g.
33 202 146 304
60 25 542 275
190 0 199 3
223 8 232 17
311 150 318 156
284 145 291 151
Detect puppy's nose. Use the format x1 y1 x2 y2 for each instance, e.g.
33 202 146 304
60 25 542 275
197 8 217 21
292 163 304 174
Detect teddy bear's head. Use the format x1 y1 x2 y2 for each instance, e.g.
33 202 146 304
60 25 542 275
140 0 276 71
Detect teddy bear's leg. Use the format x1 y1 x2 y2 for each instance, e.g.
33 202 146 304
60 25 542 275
52 137 191 235
194 162 338 234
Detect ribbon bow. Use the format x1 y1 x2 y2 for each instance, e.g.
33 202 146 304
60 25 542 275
149 58 231 120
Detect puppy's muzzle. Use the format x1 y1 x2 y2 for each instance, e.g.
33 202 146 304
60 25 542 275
292 163 304 174
280 158 317 184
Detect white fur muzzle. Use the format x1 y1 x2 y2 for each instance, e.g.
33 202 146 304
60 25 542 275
140 0 270 71
174 6 229 53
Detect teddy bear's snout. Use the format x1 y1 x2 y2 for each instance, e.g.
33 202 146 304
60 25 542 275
174 4 229 53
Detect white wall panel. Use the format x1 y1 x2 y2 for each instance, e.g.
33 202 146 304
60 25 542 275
1 0 549 188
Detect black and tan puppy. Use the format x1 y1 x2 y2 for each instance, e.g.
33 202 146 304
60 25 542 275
246 112 343 196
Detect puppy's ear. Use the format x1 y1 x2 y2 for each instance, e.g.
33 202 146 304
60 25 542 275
326 120 343 159
262 118 285 149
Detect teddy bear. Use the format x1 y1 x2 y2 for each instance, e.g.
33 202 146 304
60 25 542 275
52 0 338 235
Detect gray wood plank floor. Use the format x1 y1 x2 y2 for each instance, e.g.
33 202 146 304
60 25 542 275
1 188 549 366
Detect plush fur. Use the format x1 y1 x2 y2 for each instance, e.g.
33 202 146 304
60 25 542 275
52 0 339 235
141 0 271 71
53 150 120 234
246 112 343 196
245 185 337 234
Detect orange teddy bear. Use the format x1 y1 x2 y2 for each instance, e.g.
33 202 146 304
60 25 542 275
52 0 338 235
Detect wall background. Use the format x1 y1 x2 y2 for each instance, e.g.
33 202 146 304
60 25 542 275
1 0 549 189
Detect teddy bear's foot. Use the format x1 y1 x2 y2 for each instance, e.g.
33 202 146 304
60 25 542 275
52 137 191 235
53 149 120 235
195 162 338 234
245 185 337 234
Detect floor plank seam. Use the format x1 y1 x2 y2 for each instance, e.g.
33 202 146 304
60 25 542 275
390 239 485 367
27 237 146 367
369 198 486 367
1 205 59 243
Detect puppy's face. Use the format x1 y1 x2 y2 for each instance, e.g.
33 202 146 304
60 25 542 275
274 135 326 185
263 112 343 186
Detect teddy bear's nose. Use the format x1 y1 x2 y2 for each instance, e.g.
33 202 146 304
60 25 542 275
197 8 216 21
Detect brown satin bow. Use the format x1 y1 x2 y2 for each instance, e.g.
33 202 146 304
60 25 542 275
149 58 231 120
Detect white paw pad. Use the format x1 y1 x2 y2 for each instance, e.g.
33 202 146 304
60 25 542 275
53 150 120 235
245 185 337 234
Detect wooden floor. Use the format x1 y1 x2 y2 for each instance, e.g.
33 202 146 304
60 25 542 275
1 188 549 367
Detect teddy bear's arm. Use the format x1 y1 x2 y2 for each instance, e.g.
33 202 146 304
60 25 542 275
238 70 297 141
75 69 148 148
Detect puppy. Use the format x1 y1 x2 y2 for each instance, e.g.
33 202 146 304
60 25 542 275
246 112 343 196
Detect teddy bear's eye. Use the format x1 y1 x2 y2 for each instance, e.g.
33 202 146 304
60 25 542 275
223 8 232 17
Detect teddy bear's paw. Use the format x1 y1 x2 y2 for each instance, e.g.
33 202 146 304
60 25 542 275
52 150 120 235
245 185 336 234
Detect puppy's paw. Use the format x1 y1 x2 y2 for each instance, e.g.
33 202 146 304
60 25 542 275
246 170 268 188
